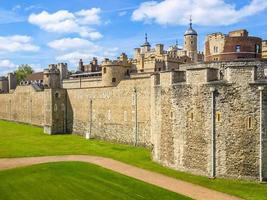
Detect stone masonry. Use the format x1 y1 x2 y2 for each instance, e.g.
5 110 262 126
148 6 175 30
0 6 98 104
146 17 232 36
0 26 267 181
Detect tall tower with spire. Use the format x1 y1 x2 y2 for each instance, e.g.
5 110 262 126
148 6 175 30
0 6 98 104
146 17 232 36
141 33 151 53
184 16 198 63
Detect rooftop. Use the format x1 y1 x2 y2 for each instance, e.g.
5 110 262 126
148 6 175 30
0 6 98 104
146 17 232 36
26 72 44 81
184 18 197 36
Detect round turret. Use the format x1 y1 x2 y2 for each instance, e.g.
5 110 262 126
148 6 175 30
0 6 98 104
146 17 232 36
101 59 127 87
184 18 198 63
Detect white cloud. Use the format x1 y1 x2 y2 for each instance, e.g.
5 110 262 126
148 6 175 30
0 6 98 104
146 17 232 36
75 8 101 25
48 38 99 51
132 0 267 26
56 49 119 65
0 59 15 68
0 35 39 52
56 51 96 64
28 8 103 40
50 37 119 65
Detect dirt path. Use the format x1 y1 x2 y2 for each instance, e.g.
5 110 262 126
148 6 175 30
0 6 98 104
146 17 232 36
0 155 242 200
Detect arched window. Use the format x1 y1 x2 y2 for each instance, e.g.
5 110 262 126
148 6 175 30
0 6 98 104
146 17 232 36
214 46 218 53
55 92 60 98
235 45 241 53
255 44 261 53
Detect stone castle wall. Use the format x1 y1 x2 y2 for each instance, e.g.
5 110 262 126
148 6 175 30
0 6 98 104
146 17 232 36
63 77 102 89
65 76 151 146
1 61 267 181
151 62 267 180
0 85 45 126
0 75 152 146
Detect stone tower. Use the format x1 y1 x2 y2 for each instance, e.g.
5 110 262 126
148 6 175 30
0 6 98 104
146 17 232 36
78 59 84 72
43 64 67 135
43 64 61 89
184 17 198 63
57 63 68 81
141 33 151 53
7 73 16 91
101 59 127 87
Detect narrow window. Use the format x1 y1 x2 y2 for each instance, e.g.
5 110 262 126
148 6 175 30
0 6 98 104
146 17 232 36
103 67 106 74
235 45 241 53
247 117 252 129
188 111 194 121
55 92 60 98
214 46 218 53
190 112 194 120
216 112 221 122
112 78 116 83
255 44 260 53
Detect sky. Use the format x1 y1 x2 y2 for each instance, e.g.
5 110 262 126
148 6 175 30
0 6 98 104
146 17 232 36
0 0 267 75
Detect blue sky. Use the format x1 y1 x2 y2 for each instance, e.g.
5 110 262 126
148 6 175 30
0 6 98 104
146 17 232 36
0 0 267 74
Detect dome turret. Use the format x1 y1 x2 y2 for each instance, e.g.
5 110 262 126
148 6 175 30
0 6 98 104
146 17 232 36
141 33 151 47
184 17 197 36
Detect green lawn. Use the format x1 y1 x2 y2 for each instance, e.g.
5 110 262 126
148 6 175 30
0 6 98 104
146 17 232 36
0 120 267 200
0 162 190 200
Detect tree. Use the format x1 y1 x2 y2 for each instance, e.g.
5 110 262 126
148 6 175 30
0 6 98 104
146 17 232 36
14 64 34 84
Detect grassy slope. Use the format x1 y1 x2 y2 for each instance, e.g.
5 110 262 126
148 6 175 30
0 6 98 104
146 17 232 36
0 162 190 200
0 120 266 200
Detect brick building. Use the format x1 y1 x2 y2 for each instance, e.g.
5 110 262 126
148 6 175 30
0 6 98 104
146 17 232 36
263 40 267 59
205 29 262 61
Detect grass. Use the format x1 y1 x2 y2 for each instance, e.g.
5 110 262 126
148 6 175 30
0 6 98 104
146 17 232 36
0 162 190 200
0 120 267 200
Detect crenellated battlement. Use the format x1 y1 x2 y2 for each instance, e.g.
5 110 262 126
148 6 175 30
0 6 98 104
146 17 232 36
102 59 123 66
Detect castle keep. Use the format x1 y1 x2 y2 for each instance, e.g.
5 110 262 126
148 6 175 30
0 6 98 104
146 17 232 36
1 23 267 181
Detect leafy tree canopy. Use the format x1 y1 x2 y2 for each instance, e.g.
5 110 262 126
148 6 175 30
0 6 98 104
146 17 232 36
14 64 34 84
